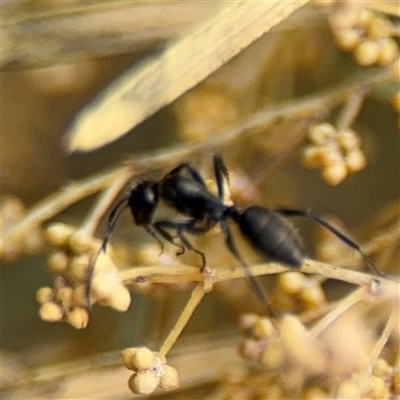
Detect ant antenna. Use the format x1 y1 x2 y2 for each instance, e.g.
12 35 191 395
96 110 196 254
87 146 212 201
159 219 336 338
101 197 130 252
85 196 130 309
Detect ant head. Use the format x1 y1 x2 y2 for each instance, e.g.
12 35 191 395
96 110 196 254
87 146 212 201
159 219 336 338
128 181 159 226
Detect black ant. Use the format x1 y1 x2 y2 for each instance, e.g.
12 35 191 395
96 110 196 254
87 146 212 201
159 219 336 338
88 155 382 314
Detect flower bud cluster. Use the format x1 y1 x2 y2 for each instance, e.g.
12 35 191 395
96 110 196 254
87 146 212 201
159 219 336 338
332 9 399 67
37 223 131 328
239 314 326 379
36 277 89 329
0 196 44 262
336 364 399 400
273 271 326 313
122 347 179 395
238 313 276 361
370 358 400 398
302 123 366 186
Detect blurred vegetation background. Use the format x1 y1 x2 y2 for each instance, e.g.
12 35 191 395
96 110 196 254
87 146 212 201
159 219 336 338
1 1 399 398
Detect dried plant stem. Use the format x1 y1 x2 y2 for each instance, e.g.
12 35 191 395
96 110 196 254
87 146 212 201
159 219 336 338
369 306 399 366
159 282 207 357
310 286 369 339
121 259 396 290
335 86 367 131
120 265 203 285
1 168 122 249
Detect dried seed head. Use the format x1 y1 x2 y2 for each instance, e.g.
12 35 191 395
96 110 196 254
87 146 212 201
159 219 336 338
368 376 388 399
372 358 393 377
159 365 179 391
337 128 361 151
48 251 69 273
107 284 131 312
392 370 400 394
259 339 285 369
322 163 348 186
301 146 321 169
238 338 264 360
67 307 89 329
300 284 326 309
379 38 399 66
122 348 138 371
308 123 337 145
279 271 305 294
238 313 258 332
253 317 275 339
335 28 362 51
303 387 329 400
128 370 159 395
69 230 98 254
132 347 156 370
46 223 74 248
69 254 90 283
56 287 74 310
329 1 362 31
369 17 392 40
359 9 375 29
317 146 344 168
336 377 362 399
36 287 55 305
354 40 381 66
279 314 325 374
39 302 63 322
345 149 367 172
90 271 120 300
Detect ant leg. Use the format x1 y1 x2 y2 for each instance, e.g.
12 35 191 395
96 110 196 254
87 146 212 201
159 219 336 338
165 163 207 187
154 220 208 269
177 230 207 270
275 208 384 277
213 155 230 201
145 225 171 256
219 218 276 319
152 221 185 256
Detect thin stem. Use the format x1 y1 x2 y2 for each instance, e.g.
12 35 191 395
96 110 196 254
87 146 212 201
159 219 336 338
159 282 206 357
310 286 369 339
369 306 399 366
120 265 203 285
2 168 123 247
119 258 397 294
335 85 367 131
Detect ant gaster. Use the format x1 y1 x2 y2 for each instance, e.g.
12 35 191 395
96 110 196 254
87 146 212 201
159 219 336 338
89 155 382 314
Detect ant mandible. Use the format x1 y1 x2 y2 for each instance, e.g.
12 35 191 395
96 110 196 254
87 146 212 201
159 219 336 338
88 155 382 314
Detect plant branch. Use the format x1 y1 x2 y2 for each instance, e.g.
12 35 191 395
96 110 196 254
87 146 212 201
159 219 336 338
159 282 207 357
369 306 399 366
120 258 398 296
1 168 123 249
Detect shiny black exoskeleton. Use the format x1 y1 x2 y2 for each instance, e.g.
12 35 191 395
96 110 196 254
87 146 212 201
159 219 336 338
93 155 381 314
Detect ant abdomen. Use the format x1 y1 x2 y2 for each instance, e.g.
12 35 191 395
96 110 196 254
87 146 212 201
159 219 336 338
235 206 304 267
